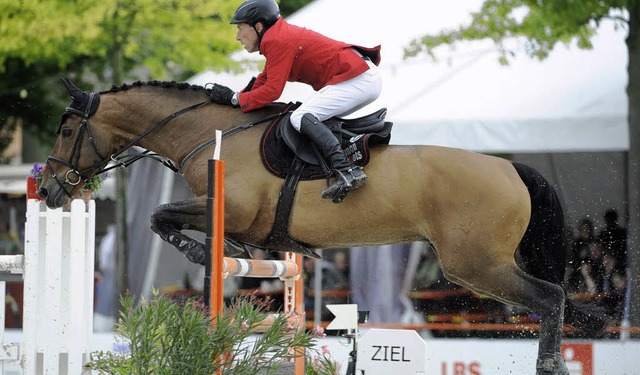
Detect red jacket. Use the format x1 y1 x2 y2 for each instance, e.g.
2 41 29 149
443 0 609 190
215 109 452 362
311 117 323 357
238 18 381 112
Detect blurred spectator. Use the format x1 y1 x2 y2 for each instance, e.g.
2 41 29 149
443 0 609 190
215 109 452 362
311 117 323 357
332 250 350 289
576 239 612 295
302 257 316 312
601 254 617 293
578 262 598 295
566 218 595 292
602 270 627 321
303 256 349 320
0 221 11 254
415 246 456 291
0 220 20 255
94 224 117 331
574 218 595 262
598 208 627 273
599 254 627 320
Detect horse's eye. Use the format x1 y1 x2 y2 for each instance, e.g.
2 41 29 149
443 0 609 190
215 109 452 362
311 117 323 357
61 129 73 137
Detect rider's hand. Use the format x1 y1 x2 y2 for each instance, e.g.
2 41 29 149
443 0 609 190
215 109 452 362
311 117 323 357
210 84 238 107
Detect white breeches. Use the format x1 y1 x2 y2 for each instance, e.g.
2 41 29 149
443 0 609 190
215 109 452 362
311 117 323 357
289 59 382 131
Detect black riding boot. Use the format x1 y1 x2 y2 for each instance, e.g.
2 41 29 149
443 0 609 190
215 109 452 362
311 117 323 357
299 113 367 203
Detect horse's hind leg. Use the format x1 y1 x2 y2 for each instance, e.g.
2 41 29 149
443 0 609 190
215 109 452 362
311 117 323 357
511 269 568 375
150 197 249 265
444 262 568 375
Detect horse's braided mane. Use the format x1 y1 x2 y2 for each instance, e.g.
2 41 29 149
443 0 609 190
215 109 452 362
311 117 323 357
99 79 290 111
100 80 211 95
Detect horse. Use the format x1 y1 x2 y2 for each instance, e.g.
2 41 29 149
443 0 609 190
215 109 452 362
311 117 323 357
38 78 606 375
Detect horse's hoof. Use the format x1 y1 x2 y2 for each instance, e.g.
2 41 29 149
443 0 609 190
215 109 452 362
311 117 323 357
536 353 569 375
166 234 206 265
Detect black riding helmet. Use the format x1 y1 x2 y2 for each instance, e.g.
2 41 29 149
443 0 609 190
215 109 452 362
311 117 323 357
230 0 280 27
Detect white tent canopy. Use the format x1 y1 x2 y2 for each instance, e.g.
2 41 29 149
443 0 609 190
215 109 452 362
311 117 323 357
191 0 629 153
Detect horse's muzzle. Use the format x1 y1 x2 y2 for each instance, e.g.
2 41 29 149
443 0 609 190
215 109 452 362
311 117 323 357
37 184 70 209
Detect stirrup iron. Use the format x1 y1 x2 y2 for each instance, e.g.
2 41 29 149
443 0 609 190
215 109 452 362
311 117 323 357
321 167 367 203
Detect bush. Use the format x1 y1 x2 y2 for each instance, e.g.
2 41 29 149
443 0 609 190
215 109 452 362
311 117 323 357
87 292 336 374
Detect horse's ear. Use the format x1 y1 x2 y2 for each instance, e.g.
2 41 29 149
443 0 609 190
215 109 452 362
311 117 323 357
60 76 85 103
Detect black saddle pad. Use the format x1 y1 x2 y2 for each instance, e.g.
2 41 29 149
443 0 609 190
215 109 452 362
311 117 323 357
260 105 393 180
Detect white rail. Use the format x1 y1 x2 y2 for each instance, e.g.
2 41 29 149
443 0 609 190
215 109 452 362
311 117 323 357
0 199 95 375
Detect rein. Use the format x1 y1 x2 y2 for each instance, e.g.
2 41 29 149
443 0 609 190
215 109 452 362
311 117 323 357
102 99 212 174
179 111 286 173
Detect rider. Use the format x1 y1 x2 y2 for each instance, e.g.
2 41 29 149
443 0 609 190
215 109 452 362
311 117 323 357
209 0 382 203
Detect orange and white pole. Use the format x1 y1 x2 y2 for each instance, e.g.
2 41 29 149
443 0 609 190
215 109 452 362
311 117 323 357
204 130 305 375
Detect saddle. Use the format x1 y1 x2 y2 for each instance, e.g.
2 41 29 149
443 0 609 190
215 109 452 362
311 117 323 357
254 103 393 258
261 103 393 180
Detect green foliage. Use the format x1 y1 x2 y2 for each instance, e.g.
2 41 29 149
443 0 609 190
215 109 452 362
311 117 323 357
82 171 110 192
404 0 634 63
87 292 337 375
279 0 314 17
0 0 239 78
0 117 17 158
0 60 74 151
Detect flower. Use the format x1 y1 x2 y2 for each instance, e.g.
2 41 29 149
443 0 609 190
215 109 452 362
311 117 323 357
241 321 250 331
112 341 131 355
29 163 45 187
311 325 326 339
82 171 109 191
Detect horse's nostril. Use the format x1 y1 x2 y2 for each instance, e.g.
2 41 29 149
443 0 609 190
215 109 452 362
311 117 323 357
36 187 47 199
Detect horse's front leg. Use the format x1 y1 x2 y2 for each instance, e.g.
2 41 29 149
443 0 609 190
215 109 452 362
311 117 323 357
150 197 250 265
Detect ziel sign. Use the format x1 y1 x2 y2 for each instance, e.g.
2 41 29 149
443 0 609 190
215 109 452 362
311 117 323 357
357 329 426 374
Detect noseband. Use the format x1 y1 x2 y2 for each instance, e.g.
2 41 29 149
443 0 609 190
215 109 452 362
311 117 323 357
46 92 107 198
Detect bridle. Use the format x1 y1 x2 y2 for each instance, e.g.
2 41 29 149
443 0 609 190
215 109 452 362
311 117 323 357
46 88 290 198
46 91 107 198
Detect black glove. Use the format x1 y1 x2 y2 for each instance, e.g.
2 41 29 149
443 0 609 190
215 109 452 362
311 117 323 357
209 84 236 106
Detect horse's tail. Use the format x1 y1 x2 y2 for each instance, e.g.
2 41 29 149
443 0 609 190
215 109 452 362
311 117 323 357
512 162 608 334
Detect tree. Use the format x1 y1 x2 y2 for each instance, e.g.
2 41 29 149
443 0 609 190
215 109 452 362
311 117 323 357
405 0 640 331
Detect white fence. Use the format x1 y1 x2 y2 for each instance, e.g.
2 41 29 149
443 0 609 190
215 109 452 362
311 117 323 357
0 199 95 374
